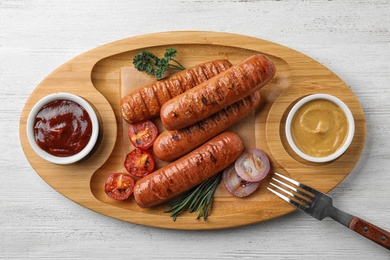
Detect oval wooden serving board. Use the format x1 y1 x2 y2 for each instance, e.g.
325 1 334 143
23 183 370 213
19 31 366 230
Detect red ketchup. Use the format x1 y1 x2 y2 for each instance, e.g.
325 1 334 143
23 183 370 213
33 99 93 157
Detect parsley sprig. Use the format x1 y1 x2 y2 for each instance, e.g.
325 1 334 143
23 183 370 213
165 172 222 221
133 48 185 80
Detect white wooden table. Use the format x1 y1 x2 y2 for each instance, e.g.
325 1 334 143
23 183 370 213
1 0 389 258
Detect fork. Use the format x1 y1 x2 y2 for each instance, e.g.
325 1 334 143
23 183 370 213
268 172 390 250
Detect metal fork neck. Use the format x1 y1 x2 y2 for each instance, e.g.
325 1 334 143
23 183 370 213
329 206 354 227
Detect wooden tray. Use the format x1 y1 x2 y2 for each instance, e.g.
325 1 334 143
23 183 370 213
19 31 366 230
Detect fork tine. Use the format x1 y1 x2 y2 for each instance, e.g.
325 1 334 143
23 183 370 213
274 172 321 197
271 178 314 202
269 180 312 205
269 182 295 197
267 186 309 211
268 173 323 214
268 182 311 208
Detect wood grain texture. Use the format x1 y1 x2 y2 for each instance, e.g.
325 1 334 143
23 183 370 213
1 0 390 258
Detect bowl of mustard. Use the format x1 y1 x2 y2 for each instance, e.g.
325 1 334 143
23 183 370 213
285 93 355 163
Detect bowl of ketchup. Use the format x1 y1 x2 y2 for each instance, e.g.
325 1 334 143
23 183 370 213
26 92 99 164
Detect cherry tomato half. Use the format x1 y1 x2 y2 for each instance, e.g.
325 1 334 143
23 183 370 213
128 120 158 150
104 172 135 200
124 148 155 178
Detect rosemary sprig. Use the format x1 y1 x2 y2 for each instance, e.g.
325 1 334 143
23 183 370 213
165 172 223 221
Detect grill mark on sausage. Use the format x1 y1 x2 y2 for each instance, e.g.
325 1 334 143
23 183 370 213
138 88 154 118
132 92 149 121
160 54 275 130
134 132 244 208
209 152 217 163
153 91 261 162
189 66 206 86
201 95 208 105
121 59 233 124
172 134 180 141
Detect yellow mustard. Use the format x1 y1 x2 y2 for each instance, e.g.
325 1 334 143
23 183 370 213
291 99 349 158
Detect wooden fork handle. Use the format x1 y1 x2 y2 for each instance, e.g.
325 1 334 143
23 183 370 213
349 217 390 250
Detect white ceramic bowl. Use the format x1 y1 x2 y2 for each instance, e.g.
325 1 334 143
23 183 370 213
26 92 99 165
285 93 355 163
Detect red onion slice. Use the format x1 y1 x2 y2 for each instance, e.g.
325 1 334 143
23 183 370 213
234 148 270 182
222 164 260 198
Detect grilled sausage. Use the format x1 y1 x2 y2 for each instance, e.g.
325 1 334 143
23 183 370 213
121 59 233 124
133 132 244 208
160 54 276 130
153 91 261 162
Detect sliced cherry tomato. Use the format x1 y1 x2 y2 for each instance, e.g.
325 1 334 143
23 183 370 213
104 172 135 200
128 120 158 150
124 148 155 178
222 164 259 198
234 148 270 182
